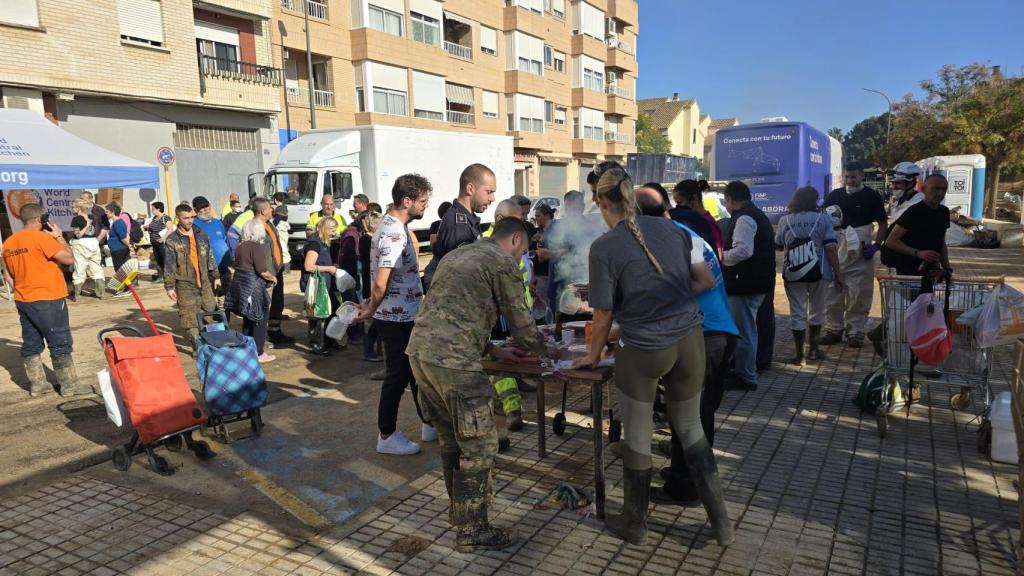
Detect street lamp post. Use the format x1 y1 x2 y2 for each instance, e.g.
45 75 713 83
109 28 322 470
862 87 893 195
304 0 317 129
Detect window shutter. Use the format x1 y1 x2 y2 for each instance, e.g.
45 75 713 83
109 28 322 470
413 71 445 114
480 25 497 53
370 62 408 92
409 0 442 21
194 20 239 46
1 0 39 27
118 0 164 44
482 91 499 116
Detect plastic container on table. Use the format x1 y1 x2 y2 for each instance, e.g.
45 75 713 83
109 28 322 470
991 391 1018 464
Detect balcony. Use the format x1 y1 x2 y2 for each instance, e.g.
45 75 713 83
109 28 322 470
285 86 335 109
571 34 607 60
572 137 605 155
606 44 636 74
505 70 546 98
605 84 636 116
571 87 606 109
605 131 634 145
503 5 546 38
199 55 282 86
607 0 638 28
605 132 635 156
447 110 474 126
511 130 550 151
444 41 472 60
605 35 633 54
280 0 328 20
199 0 271 18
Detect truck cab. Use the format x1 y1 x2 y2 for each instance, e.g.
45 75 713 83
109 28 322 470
262 167 361 258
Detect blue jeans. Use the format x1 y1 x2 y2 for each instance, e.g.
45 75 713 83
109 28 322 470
728 293 766 385
17 299 73 358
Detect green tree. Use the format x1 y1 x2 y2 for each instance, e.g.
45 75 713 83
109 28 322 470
841 114 890 169
827 127 844 141
635 112 671 153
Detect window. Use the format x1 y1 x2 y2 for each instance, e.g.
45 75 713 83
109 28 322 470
325 171 354 200
574 55 604 91
118 0 164 46
508 0 542 13
369 4 402 36
573 1 605 39
410 12 440 46
553 50 566 73
554 105 567 125
544 45 553 68
574 107 603 140
508 31 543 76
693 129 697 144
482 90 499 118
1 0 39 27
544 101 553 123
583 67 603 92
195 20 240 72
510 94 544 133
549 0 565 18
480 25 497 56
373 88 407 115
413 70 445 121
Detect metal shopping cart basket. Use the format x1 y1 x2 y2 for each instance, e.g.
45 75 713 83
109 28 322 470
874 274 1004 437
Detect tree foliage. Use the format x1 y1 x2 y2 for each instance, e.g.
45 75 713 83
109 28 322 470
869 63 1024 216
838 114 889 169
635 112 671 154
827 127 844 141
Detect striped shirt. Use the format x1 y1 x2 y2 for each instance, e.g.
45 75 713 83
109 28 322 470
148 214 170 244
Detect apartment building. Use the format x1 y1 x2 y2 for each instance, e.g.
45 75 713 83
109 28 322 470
0 0 283 215
274 0 639 197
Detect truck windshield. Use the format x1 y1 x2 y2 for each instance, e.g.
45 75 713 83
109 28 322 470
264 172 318 205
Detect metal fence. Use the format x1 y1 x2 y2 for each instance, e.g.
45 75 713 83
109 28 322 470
444 41 471 59
199 56 281 86
281 0 328 19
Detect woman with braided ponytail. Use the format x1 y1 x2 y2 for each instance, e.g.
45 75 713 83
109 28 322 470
577 166 733 547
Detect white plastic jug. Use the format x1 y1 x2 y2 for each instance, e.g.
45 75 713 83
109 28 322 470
325 301 360 341
334 269 357 293
990 391 1018 465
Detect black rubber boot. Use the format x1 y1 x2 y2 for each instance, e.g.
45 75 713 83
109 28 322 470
605 467 652 545
683 441 734 547
789 330 806 366
452 468 515 553
506 411 524 431
23 355 51 397
807 325 823 361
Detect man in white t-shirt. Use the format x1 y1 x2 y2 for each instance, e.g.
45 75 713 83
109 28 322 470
356 174 433 455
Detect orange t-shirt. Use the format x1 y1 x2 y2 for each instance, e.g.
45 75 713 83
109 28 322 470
2 229 68 302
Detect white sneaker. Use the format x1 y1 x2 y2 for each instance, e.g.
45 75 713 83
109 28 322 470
377 431 420 455
421 423 437 443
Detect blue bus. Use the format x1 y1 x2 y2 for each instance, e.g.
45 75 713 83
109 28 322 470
711 121 842 223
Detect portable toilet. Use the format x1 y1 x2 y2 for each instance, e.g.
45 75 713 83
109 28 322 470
917 155 986 219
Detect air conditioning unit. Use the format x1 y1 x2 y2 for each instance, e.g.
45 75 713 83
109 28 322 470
606 17 616 34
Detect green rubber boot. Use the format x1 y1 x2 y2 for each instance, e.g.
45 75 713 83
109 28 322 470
54 355 91 397
24 355 51 397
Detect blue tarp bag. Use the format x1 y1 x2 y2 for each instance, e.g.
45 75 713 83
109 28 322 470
195 313 267 418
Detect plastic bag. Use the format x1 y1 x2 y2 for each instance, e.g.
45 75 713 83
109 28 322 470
304 272 318 312
904 292 952 365
313 272 332 319
98 369 128 428
975 284 1024 348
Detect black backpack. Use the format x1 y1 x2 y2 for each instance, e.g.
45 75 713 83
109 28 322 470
782 217 822 283
129 218 144 244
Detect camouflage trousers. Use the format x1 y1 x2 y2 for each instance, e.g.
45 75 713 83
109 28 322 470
174 282 218 347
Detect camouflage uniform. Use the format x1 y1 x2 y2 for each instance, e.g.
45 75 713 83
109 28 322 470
406 239 544 550
163 227 219 347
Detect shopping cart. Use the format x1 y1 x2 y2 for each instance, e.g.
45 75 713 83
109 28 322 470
874 274 1004 437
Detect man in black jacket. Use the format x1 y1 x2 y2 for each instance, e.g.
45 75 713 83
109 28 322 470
421 164 496 291
721 181 774 391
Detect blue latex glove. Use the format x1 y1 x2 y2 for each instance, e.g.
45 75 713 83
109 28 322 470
863 243 878 260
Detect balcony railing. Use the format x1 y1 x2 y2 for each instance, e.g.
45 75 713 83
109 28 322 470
605 84 632 99
281 0 328 20
605 131 635 145
447 110 474 126
199 55 281 87
605 36 633 54
444 41 472 59
285 86 335 108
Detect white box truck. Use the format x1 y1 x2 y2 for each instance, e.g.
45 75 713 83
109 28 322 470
259 125 515 255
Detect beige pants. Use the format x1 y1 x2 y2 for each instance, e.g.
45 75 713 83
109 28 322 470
825 225 874 337
785 280 827 331
71 238 105 284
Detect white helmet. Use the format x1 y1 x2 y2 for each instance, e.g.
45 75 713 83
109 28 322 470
890 161 922 183
825 205 843 228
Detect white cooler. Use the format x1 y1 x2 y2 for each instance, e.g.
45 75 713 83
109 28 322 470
990 391 1018 464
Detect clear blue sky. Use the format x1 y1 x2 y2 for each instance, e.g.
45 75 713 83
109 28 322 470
636 0 1024 133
